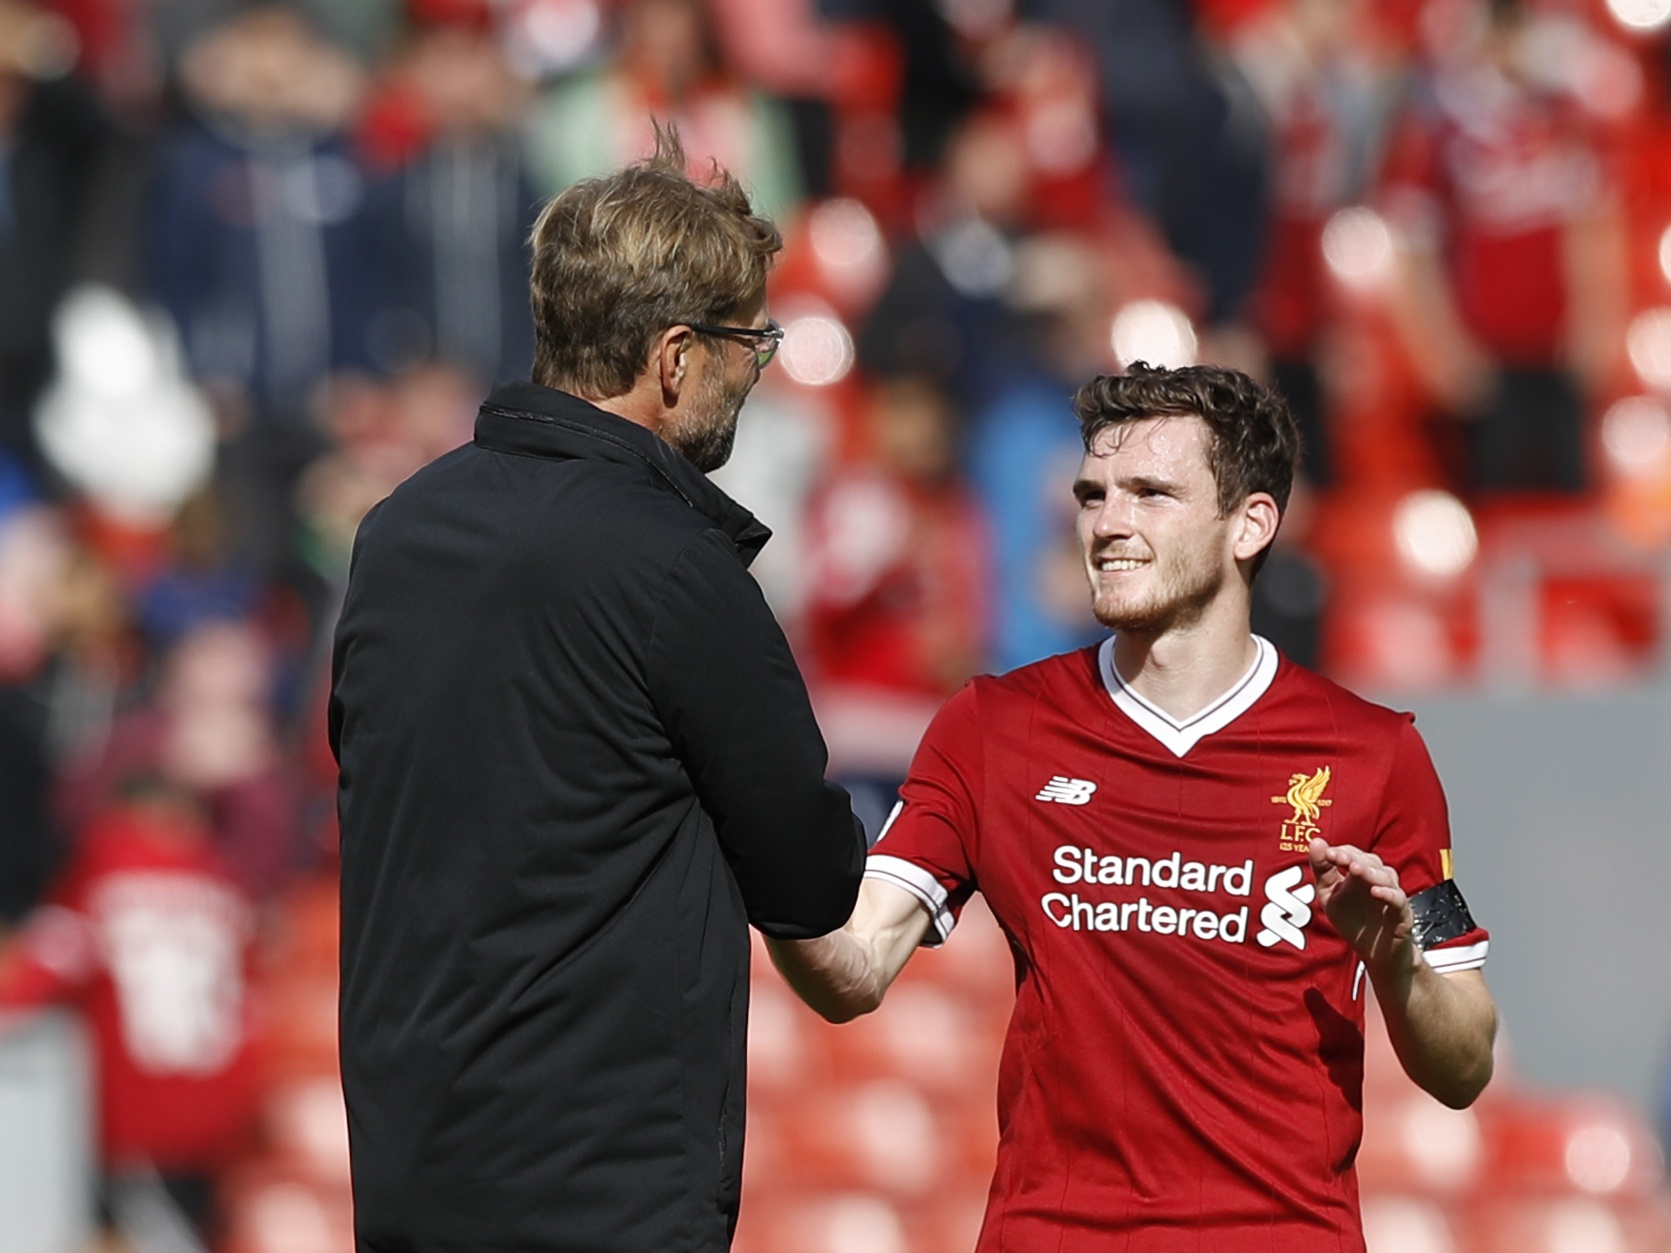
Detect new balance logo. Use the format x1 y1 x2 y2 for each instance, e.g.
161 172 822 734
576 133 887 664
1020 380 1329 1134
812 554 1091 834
1035 777 1097 805
1256 865 1316 950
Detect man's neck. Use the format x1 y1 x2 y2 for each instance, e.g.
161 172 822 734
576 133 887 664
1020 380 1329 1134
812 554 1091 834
1110 611 1260 724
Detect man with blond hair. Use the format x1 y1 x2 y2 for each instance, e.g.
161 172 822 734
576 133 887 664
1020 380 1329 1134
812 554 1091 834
330 131 865 1253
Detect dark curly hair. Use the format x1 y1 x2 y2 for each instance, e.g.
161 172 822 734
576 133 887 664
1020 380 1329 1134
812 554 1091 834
1074 362 1301 518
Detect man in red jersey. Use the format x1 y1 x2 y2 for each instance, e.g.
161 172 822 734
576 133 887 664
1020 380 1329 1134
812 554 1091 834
770 362 1497 1252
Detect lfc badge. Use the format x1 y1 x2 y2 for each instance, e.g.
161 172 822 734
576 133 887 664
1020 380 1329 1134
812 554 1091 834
1272 767 1333 852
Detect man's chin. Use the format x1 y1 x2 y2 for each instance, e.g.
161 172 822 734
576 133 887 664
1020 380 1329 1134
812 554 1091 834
1092 602 1166 634
1091 591 1207 635
671 418 739 473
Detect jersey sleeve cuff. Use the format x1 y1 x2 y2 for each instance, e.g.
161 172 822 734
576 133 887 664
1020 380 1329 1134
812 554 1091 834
1421 938 1489 974
864 855 954 947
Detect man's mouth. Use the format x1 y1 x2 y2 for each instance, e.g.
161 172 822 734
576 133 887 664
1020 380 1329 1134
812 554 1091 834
1096 557 1147 572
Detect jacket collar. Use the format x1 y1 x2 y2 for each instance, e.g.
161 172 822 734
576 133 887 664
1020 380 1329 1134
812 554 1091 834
475 380 771 565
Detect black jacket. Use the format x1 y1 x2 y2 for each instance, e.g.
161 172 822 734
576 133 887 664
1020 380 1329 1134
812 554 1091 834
330 381 866 1252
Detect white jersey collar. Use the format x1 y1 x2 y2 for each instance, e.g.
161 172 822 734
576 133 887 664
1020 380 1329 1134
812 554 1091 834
1098 634 1278 758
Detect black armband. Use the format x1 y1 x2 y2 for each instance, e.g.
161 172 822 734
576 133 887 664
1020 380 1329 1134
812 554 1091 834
1409 880 1478 950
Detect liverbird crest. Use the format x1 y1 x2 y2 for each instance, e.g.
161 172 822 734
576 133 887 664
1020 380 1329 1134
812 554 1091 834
1273 766 1333 826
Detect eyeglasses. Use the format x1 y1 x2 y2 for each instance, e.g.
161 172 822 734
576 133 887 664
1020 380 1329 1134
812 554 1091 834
688 320 785 369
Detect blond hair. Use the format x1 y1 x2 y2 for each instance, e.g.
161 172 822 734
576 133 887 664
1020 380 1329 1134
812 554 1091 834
527 125 782 398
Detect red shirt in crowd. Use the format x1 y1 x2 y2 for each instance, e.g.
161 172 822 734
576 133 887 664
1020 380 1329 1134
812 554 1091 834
1382 68 1604 365
805 468 989 697
866 639 1489 1252
0 804 261 1172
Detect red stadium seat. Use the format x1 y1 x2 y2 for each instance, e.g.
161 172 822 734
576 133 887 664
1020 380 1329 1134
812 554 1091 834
218 1164 353 1253
1360 1194 1462 1253
733 1190 910 1253
262 1075 352 1185
767 1078 948 1198
1463 1196 1644 1253
1357 1090 1485 1196
1477 1094 1665 1198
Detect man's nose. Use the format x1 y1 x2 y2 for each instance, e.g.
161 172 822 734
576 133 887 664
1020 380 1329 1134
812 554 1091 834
1091 497 1134 538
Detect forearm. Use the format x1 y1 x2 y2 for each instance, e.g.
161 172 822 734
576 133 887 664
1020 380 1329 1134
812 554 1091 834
767 929 887 1023
765 878 933 1023
1369 952 1497 1108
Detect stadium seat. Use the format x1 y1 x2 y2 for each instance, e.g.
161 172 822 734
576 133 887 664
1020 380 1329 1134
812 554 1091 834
262 1075 352 1185
1464 1196 1635 1253
218 1164 353 1253
768 1078 947 1197
732 1190 910 1253
1360 1194 1461 1253
1477 1094 1665 1198
1357 1090 1485 1195
814 981 990 1094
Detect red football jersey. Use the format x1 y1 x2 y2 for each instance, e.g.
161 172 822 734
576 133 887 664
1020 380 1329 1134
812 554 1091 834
867 638 1489 1253
0 806 261 1171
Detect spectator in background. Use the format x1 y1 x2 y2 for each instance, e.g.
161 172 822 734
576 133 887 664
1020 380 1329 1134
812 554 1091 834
58 618 303 901
0 1 115 485
966 234 1119 671
858 109 1040 413
1234 0 1400 486
0 506 141 923
145 3 380 575
362 7 538 387
1028 0 1271 331
817 0 981 178
1380 0 1627 494
0 789 261 1245
294 360 477 587
526 0 804 221
0 507 61 924
804 373 989 836
148 2 378 422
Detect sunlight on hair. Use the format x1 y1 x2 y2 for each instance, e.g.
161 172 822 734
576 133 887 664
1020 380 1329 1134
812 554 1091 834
1626 308 1671 390
1110 300 1197 369
809 199 888 306
1658 224 1671 286
1321 207 1393 289
1601 396 1671 473
1606 0 1671 31
1393 491 1477 580
780 301 856 387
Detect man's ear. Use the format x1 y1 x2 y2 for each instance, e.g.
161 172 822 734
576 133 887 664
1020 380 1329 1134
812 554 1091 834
656 326 696 407
1233 492 1282 564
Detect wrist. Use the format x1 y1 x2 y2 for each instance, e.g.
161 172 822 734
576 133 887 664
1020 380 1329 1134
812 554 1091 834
1365 938 1424 1002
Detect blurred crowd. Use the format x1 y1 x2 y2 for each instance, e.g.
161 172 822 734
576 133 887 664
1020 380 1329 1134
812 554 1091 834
5 0 1671 1244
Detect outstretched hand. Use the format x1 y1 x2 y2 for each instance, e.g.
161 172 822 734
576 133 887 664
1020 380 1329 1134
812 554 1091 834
1308 837 1417 972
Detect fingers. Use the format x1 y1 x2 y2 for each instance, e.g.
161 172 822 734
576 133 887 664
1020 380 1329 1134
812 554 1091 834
1309 838 1408 910
1310 839 1398 884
